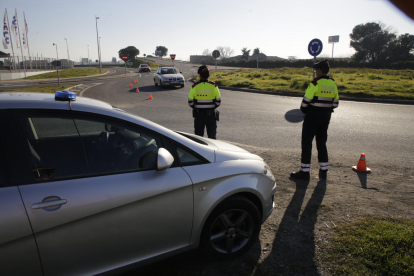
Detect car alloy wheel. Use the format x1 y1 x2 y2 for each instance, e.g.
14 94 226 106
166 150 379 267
201 196 261 259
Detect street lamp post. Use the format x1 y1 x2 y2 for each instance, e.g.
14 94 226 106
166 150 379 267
99 37 102 68
95 17 102 73
64 38 70 62
87 45 90 66
52 43 60 84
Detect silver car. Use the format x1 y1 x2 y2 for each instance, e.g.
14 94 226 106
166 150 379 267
0 92 276 276
154 66 185 87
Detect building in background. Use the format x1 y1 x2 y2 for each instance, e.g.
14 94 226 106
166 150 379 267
112 57 116 63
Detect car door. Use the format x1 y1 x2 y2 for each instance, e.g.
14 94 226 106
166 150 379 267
156 67 162 83
0 111 43 276
14 110 194 276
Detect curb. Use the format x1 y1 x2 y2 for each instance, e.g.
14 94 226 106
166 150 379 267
188 80 414 106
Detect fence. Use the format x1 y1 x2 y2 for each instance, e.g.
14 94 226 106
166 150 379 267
0 55 74 71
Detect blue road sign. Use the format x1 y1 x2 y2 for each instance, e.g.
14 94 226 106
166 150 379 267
308 39 323 56
257 58 261 61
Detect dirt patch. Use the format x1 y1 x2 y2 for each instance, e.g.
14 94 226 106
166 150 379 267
121 148 414 276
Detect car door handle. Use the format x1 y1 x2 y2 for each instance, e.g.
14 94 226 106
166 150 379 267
31 199 67 209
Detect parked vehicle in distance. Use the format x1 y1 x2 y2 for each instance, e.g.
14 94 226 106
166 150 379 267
138 64 151 72
0 91 276 276
154 66 185 88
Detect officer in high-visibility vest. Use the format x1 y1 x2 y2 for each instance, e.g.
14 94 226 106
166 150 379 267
188 65 221 139
291 59 339 180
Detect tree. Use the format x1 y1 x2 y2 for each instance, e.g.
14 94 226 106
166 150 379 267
118 46 140 61
155 46 168 57
241 47 251 60
386 33 414 62
202 49 211 56
216 46 234 59
350 22 396 63
253 48 260 55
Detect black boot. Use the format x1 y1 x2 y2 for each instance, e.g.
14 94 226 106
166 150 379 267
319 170 327 180
290 170 310 180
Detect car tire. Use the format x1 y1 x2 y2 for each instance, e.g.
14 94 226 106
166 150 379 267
154 78 158 86
200 195 261 260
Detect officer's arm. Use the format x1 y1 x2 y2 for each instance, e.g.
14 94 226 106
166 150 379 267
333 85 339 109
214 87 221 108
301 83 317 114
188 87 195 109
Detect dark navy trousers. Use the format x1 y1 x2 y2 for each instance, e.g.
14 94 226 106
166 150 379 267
301 110 331 165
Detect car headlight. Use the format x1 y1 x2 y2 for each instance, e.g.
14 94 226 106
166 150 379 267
263 163 275 181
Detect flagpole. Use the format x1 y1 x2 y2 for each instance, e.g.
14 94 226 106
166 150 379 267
23 12 32 70
5 9 17 71
14 10 27 77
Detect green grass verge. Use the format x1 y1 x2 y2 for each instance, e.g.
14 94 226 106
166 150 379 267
24 68 108 80
208 67 414 100
324 216 414 275
0 85 74 93
121 59 161 70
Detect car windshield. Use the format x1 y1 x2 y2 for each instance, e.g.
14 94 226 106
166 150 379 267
161 68 177 74
141 64 148 67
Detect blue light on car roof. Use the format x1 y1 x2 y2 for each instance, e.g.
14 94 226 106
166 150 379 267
55 91 76 101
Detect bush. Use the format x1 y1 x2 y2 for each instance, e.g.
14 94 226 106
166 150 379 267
368 75 384 80
233 80 254 88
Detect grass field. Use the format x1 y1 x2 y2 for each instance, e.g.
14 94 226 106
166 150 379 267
0 85 73 93
208 68 414 100
324 216 414 275
24 67 108 80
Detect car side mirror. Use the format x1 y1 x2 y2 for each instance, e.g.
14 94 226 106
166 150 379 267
157 148 174 171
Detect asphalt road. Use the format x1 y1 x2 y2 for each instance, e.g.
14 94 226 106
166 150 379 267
79 66 414 167
2 63 413 166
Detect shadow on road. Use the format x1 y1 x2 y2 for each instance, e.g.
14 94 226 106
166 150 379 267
258 178 326 275
119 244 262 276
129 85 185 93
285 109 304 123
355 171 377 190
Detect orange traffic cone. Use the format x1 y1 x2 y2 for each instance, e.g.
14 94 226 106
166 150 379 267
136 87 139 93
149 93 153 99
133 80 136 83
352 153 371 172
129 83 132 87
136 79 138 83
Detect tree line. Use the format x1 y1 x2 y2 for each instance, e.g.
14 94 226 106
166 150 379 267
118 21 413 69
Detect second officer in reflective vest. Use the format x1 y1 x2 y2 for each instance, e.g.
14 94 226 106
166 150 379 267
188 65 221 139
291 59 339 180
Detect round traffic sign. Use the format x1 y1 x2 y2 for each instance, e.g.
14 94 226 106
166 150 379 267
308 39 323 56
121 54 129 62
212 50 220 58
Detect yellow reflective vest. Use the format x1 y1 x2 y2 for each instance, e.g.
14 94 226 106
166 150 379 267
301 76 339 113
188 80 221 109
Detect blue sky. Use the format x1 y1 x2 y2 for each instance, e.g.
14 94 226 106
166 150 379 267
3 0 414 62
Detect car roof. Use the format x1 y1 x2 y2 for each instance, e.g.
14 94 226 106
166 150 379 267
0 92 113 110
0 92 216 162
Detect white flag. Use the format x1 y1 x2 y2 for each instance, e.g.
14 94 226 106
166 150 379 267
2 9 11 49
11 10 21 48
22 13 28 49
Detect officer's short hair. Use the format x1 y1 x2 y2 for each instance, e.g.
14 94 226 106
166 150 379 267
198 65 210 79
313 59 330 74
